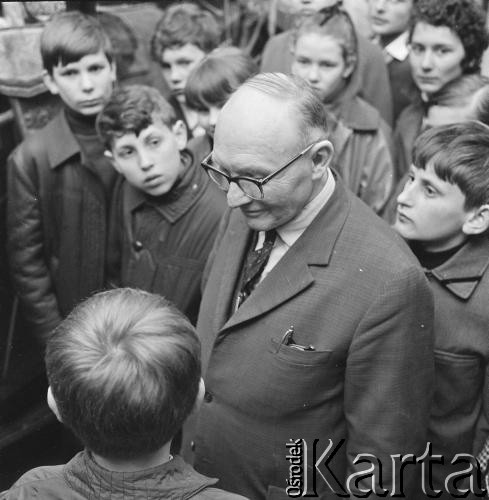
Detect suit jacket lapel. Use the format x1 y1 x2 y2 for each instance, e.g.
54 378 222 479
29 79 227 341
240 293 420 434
213 214 252 331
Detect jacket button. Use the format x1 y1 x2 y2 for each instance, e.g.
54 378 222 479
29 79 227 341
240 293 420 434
204 391 213 403
133 240 143 251
191 440 196 451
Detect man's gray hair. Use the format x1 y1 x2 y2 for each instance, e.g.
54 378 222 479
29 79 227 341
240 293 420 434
242 73 329 146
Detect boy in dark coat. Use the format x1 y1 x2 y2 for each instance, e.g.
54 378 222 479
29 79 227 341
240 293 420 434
1 288 247 499
7 12 117 341
98 85 226 324
393 121 489 495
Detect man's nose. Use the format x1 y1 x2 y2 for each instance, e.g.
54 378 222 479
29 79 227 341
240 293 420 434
80 71 94 92
209 108 220 126
226 182 252 208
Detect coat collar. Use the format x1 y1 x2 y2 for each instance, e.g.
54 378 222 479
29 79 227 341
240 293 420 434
125 150 207 224
429 235 489 300
45 111 85 169
218 172 351 331
64 451 218 499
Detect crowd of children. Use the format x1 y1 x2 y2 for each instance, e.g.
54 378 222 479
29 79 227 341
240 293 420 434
2 0 489 497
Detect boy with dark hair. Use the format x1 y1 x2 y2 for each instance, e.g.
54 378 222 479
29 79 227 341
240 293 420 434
393 121 489 494
1 288 247 499
151 2 222 138
7 11 118 341
98 84 225 325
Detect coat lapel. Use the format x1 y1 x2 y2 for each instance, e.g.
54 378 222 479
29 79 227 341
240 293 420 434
213 213 253 331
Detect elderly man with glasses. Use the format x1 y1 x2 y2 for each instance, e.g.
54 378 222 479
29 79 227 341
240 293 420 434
186 73 434 500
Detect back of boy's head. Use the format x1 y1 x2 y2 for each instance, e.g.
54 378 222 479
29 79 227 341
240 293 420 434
292 8 358 72
97 84 176 150
413 121 489 210
45 288 201 459
41 11 113 75
185 47 258 111
151 2 221 61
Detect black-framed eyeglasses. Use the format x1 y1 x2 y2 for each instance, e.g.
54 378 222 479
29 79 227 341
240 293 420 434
201 141 322 200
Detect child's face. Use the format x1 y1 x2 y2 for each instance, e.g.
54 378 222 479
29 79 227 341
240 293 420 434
161 43 206 104
44 51 115 116
368 0 413 37
196 105 221 138
291 33 353 103
110 119 187 197
290 0 338 15
409 22 465 96
394 163 471 252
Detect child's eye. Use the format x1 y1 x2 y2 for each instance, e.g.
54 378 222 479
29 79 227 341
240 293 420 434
296 58 310 66
61 69 78 77
410 44 424 55
434 47 451 56
88 64 105 73
148 138 161 148
424 185 437 196
118 149 135 159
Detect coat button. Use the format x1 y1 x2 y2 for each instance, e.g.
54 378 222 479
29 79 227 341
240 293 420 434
204 391 213 403
191 440 196 451
133 240 143 251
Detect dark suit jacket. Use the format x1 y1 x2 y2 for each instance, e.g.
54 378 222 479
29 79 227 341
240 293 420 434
188 176 434 499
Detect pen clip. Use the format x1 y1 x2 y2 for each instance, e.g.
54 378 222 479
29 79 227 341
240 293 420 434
277 326 295 352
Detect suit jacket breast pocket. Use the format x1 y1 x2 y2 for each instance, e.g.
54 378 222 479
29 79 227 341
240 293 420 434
265 338 344 417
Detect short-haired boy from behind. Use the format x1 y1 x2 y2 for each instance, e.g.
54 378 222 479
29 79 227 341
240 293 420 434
393 121 489 494
98 85 226 325
7 11 118 342
1 288 248 499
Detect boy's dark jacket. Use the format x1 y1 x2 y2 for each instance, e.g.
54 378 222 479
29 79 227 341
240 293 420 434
0 451 248 499
108 147 226 325
7 111 117 339
424 234 489 490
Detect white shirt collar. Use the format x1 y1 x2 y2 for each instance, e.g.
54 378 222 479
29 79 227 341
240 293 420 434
276 168 335 248
384 31 410 62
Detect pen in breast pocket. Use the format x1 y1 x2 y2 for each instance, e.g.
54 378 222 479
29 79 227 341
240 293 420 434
278 326 315 352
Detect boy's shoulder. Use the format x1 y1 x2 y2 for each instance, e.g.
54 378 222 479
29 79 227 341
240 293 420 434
1 462 67 500
10 111 79 172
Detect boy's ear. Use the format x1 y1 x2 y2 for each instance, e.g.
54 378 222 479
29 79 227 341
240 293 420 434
47 386 62 423
190 378 205 416
104 150 122 173
43 70 60 96
311 139 334 180
109 60 117 83
172 120 187 150
463 204 489 236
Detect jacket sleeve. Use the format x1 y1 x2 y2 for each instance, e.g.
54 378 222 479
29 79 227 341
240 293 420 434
344 265 434 498
7 148 61 341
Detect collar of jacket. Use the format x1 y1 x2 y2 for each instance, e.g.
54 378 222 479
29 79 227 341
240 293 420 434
429 235 489 300
44 110 90 169
125 149 208 224
327 94 382 132
64 451 218 499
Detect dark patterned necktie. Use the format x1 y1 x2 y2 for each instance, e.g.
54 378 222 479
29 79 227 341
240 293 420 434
237 230 277 308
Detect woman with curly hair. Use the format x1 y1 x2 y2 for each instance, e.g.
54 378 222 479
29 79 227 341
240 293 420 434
393 0 488 183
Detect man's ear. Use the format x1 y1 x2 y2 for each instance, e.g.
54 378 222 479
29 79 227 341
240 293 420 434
47 386 62 423
310 139 334 179
103 150 122 173
342 55 356 79
463 204 489 236
43 70 60 96
172 120 188 150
